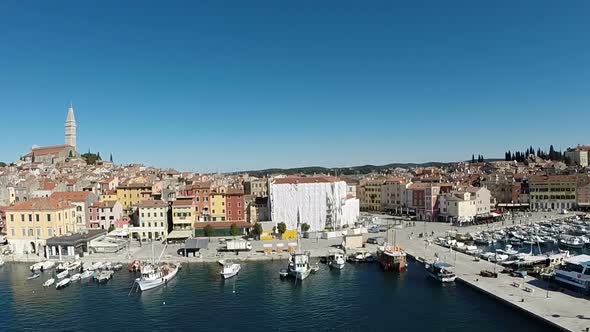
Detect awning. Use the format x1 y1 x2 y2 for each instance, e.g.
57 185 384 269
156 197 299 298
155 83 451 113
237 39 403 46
184 238 209 249
167 230 193 239
108 229 129 237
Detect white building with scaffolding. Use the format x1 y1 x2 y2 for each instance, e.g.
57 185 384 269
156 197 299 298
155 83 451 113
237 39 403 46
269 176 360 232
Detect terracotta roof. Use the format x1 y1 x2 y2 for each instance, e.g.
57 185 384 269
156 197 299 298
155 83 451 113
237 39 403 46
92 200 121 208
118 184 152 190
529 175 578 184
6 198 75 211
194 221 251 229
273 176 340 185
138 200 168 208
24 145 70 157
40 181 57 191
226 188 244 195
50 191 92 202
173 199 194 207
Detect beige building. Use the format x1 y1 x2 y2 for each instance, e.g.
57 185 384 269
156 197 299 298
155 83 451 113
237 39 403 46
565 146 589 167
381 178 411 212
135 200 168 241
360 179 384 211
529 175 577 211
244 178 268 197
5 198 77 255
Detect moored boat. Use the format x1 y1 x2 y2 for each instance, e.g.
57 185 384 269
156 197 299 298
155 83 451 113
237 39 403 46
71 273 81 281
80 270 94 280
327 249 346 270
56 278 71 289
425 261 456 283
134 263 178 290
43 278 55 287
377 244 407 272
220 261 241 279
57 270 69 279
27 273 41 280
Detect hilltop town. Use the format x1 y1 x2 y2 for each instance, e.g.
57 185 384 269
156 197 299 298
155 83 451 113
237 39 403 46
0 104 589 259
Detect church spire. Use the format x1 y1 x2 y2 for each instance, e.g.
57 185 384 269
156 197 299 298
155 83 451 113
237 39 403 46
65 102 77 151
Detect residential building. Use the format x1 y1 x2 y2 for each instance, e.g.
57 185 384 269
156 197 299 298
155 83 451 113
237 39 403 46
247 196 270 223
225 188 245 222
116 184 152 211
171 199 196 231
50 191 98 230
135 200 168 241
576 176 590 210
565 146 589 167
244 178 268 197
210 191 226 221
269 176 360 232
88 200 124 230
529 175 577 211
4 198 77 255
381 178 411 212
100 190 118 202
183 182 211 221
360 179 384 211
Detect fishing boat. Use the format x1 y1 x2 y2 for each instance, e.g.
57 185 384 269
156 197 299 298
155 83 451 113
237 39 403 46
425 261 457 283
27 273 41 280
132 244 178 291
327 249 346 270
56 278 71 289
287 252 312 280
559 236 585 249
377 245 407 272
70 273 81 281
57 270 69 279
43 278 55 287
220 261 241 279
80 270 94 280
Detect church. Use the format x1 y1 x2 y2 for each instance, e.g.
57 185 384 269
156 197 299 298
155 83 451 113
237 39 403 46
23 103 78 165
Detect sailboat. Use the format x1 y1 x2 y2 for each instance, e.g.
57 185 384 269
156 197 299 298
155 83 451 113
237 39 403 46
377 222 407 272
133 243 179 291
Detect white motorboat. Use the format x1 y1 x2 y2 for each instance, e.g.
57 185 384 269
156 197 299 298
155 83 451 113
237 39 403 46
71 273 81 281
56 262 68 272
57 270 69 279
95 270 114 283
327 249 346 270
555 254 590 293
56 278 71 289
559 237 585 249
67 261 81 271
0 259 4 267
287 252 312 280
80 270 94 280
42 261 55 271
82 262 94 271
27 273 41 280
43 278 55 287
220 261 241 279
91 262 104 271
425 261 457 283
134 263 179 291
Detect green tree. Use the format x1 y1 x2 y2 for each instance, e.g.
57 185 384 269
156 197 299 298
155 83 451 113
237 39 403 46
110 153 113 163
251 222 263 238
108 224 115 232
203 224 214 238
0 162 6 167
230 223 240 236
301 223 310 233
277 222 287 235
68 150 73 158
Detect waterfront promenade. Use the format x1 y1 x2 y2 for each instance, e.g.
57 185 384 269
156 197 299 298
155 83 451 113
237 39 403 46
393 222 590 332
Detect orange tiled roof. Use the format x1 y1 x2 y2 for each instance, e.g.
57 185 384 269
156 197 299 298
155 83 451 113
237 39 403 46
24 145 70 157
50 191 92 202
6 198 74 211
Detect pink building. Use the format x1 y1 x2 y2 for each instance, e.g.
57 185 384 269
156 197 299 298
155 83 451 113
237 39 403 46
88 201 124 230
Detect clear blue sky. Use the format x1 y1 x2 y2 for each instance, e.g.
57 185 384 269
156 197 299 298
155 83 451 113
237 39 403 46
1 1 589 172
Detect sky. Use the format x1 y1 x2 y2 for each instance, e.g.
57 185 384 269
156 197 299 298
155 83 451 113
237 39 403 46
1 1 589 172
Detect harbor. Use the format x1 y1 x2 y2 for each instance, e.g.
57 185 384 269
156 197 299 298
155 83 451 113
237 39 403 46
1 212 588 331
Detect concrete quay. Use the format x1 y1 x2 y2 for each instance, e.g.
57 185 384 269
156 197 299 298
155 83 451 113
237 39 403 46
392 222 590 332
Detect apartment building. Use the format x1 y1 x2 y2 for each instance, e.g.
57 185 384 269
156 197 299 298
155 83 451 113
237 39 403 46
529 175 577 211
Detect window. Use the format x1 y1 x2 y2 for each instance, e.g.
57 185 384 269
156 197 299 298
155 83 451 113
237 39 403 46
21 228 26 236
11 229 15 236
10 214 14 222
20 214 24 222
28 229 33 236
48 228 53 237
160 212 163 217
34 214 39 221
28 214 32 222
47 214 51 222
228 202 231 207
228 210 232 215
36 228 41 237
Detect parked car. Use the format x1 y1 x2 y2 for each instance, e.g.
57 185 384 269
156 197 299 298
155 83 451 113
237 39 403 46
368 225 380 233
366 237 385 245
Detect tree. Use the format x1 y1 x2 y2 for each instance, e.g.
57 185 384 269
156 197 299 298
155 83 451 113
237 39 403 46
277 222 287 235
230 223 240 236
108 224 115 233
31 152 35 163
0 162 6 168
68 150 73 158
301 223 310 233
110 153 113 163
97 152 101 160
203 224 214 238
251 222 263 238
471 154 475 163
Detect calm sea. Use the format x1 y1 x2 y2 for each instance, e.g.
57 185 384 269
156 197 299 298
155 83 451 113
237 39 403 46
0 260 555 332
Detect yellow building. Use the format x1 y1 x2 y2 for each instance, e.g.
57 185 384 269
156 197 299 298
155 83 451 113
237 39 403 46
5 198 77 255
100 190 118 202
210 192 226 221
171 199 196 231
116 184 152 210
